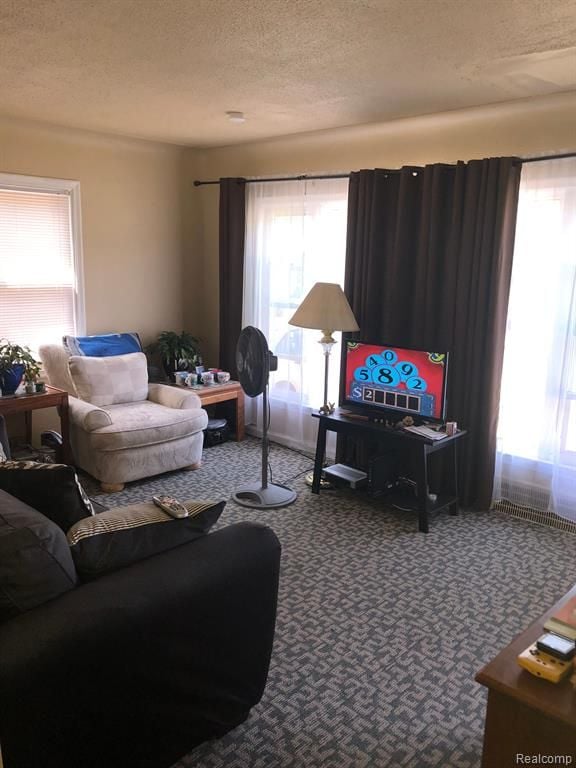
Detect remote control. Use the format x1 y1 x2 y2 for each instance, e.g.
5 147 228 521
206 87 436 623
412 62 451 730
152 495 189 518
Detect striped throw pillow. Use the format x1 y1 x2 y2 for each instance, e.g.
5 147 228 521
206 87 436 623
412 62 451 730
67 499 225 580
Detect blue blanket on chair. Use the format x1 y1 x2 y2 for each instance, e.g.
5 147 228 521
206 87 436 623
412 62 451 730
63 333 142 357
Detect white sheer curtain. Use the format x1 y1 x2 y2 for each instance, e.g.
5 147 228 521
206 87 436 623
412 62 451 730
243 177 349 454
494 157 576 521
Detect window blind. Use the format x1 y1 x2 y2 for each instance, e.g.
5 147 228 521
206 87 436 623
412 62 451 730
0 187 78 353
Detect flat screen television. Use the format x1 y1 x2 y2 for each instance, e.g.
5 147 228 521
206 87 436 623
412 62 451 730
339 340 449 423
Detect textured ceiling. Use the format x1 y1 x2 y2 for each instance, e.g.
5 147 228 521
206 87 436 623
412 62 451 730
1 0 576 147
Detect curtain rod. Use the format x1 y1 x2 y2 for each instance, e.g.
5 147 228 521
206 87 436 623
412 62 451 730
193 173 350 187
192 151 576 187
521 151 576 164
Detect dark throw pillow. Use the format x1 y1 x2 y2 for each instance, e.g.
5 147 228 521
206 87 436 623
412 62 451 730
0 489 78 622
0 461 94 533
67 499 225 581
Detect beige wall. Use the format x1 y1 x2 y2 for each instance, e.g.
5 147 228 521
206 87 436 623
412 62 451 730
0 116 201 439
181 150 205 344
190 91 576 364
0 115 196 345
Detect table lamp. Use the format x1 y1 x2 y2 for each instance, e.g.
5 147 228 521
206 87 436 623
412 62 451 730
289 282 359 414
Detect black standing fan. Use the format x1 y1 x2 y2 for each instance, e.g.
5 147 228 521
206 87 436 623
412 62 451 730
232 326 297 509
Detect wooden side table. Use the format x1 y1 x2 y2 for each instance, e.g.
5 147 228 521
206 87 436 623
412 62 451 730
190 381 245 441
476 583 576 767
0 385 72 464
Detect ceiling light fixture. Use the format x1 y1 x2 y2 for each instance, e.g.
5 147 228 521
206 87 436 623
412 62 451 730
226 110 246 124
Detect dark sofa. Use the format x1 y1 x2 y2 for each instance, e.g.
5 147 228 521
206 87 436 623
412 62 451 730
0 487 281 768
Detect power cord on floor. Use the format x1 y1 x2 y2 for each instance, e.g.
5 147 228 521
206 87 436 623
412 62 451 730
261 431 317 486
391 503 418 512
282 467 314 483
258 434 338 488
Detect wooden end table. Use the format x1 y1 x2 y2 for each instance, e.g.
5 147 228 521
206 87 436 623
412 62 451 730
476 582 576 766
0 385 72 464
191 380 245 441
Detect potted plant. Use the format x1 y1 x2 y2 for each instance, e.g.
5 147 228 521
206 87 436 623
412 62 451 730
0 341 40 395
147 331 201 382
23 358 42 394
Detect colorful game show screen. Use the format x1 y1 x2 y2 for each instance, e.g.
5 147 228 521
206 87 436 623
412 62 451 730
342 342 448 420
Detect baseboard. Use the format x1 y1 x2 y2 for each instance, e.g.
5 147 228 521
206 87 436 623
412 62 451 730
493 498 576 535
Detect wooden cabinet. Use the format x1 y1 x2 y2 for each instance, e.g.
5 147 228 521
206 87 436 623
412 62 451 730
476 584 576 767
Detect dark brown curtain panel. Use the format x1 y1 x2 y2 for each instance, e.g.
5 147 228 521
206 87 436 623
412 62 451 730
219 178 246 378
344 158 521 509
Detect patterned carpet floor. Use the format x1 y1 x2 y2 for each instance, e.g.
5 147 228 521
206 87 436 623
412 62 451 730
86 439 576 768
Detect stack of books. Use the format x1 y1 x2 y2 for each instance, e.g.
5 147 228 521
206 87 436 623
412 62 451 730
544 595 576 639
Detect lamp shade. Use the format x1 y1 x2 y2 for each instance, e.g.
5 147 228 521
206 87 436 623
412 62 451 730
288 283 359 332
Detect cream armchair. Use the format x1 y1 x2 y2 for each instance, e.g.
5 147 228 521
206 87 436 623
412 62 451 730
39 345 208 492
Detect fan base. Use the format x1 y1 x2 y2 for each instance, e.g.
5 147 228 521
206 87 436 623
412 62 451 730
232 481 297 509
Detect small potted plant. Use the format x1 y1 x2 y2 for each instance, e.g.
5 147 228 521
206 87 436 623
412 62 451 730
23 358 42 394
147 331 201 382
0 340 40 395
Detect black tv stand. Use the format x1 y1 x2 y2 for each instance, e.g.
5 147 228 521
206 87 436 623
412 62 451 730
311 409 466 533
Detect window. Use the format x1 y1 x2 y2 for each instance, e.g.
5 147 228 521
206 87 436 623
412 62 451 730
494 157 576 521
0 173 85 353
244 177 349 452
